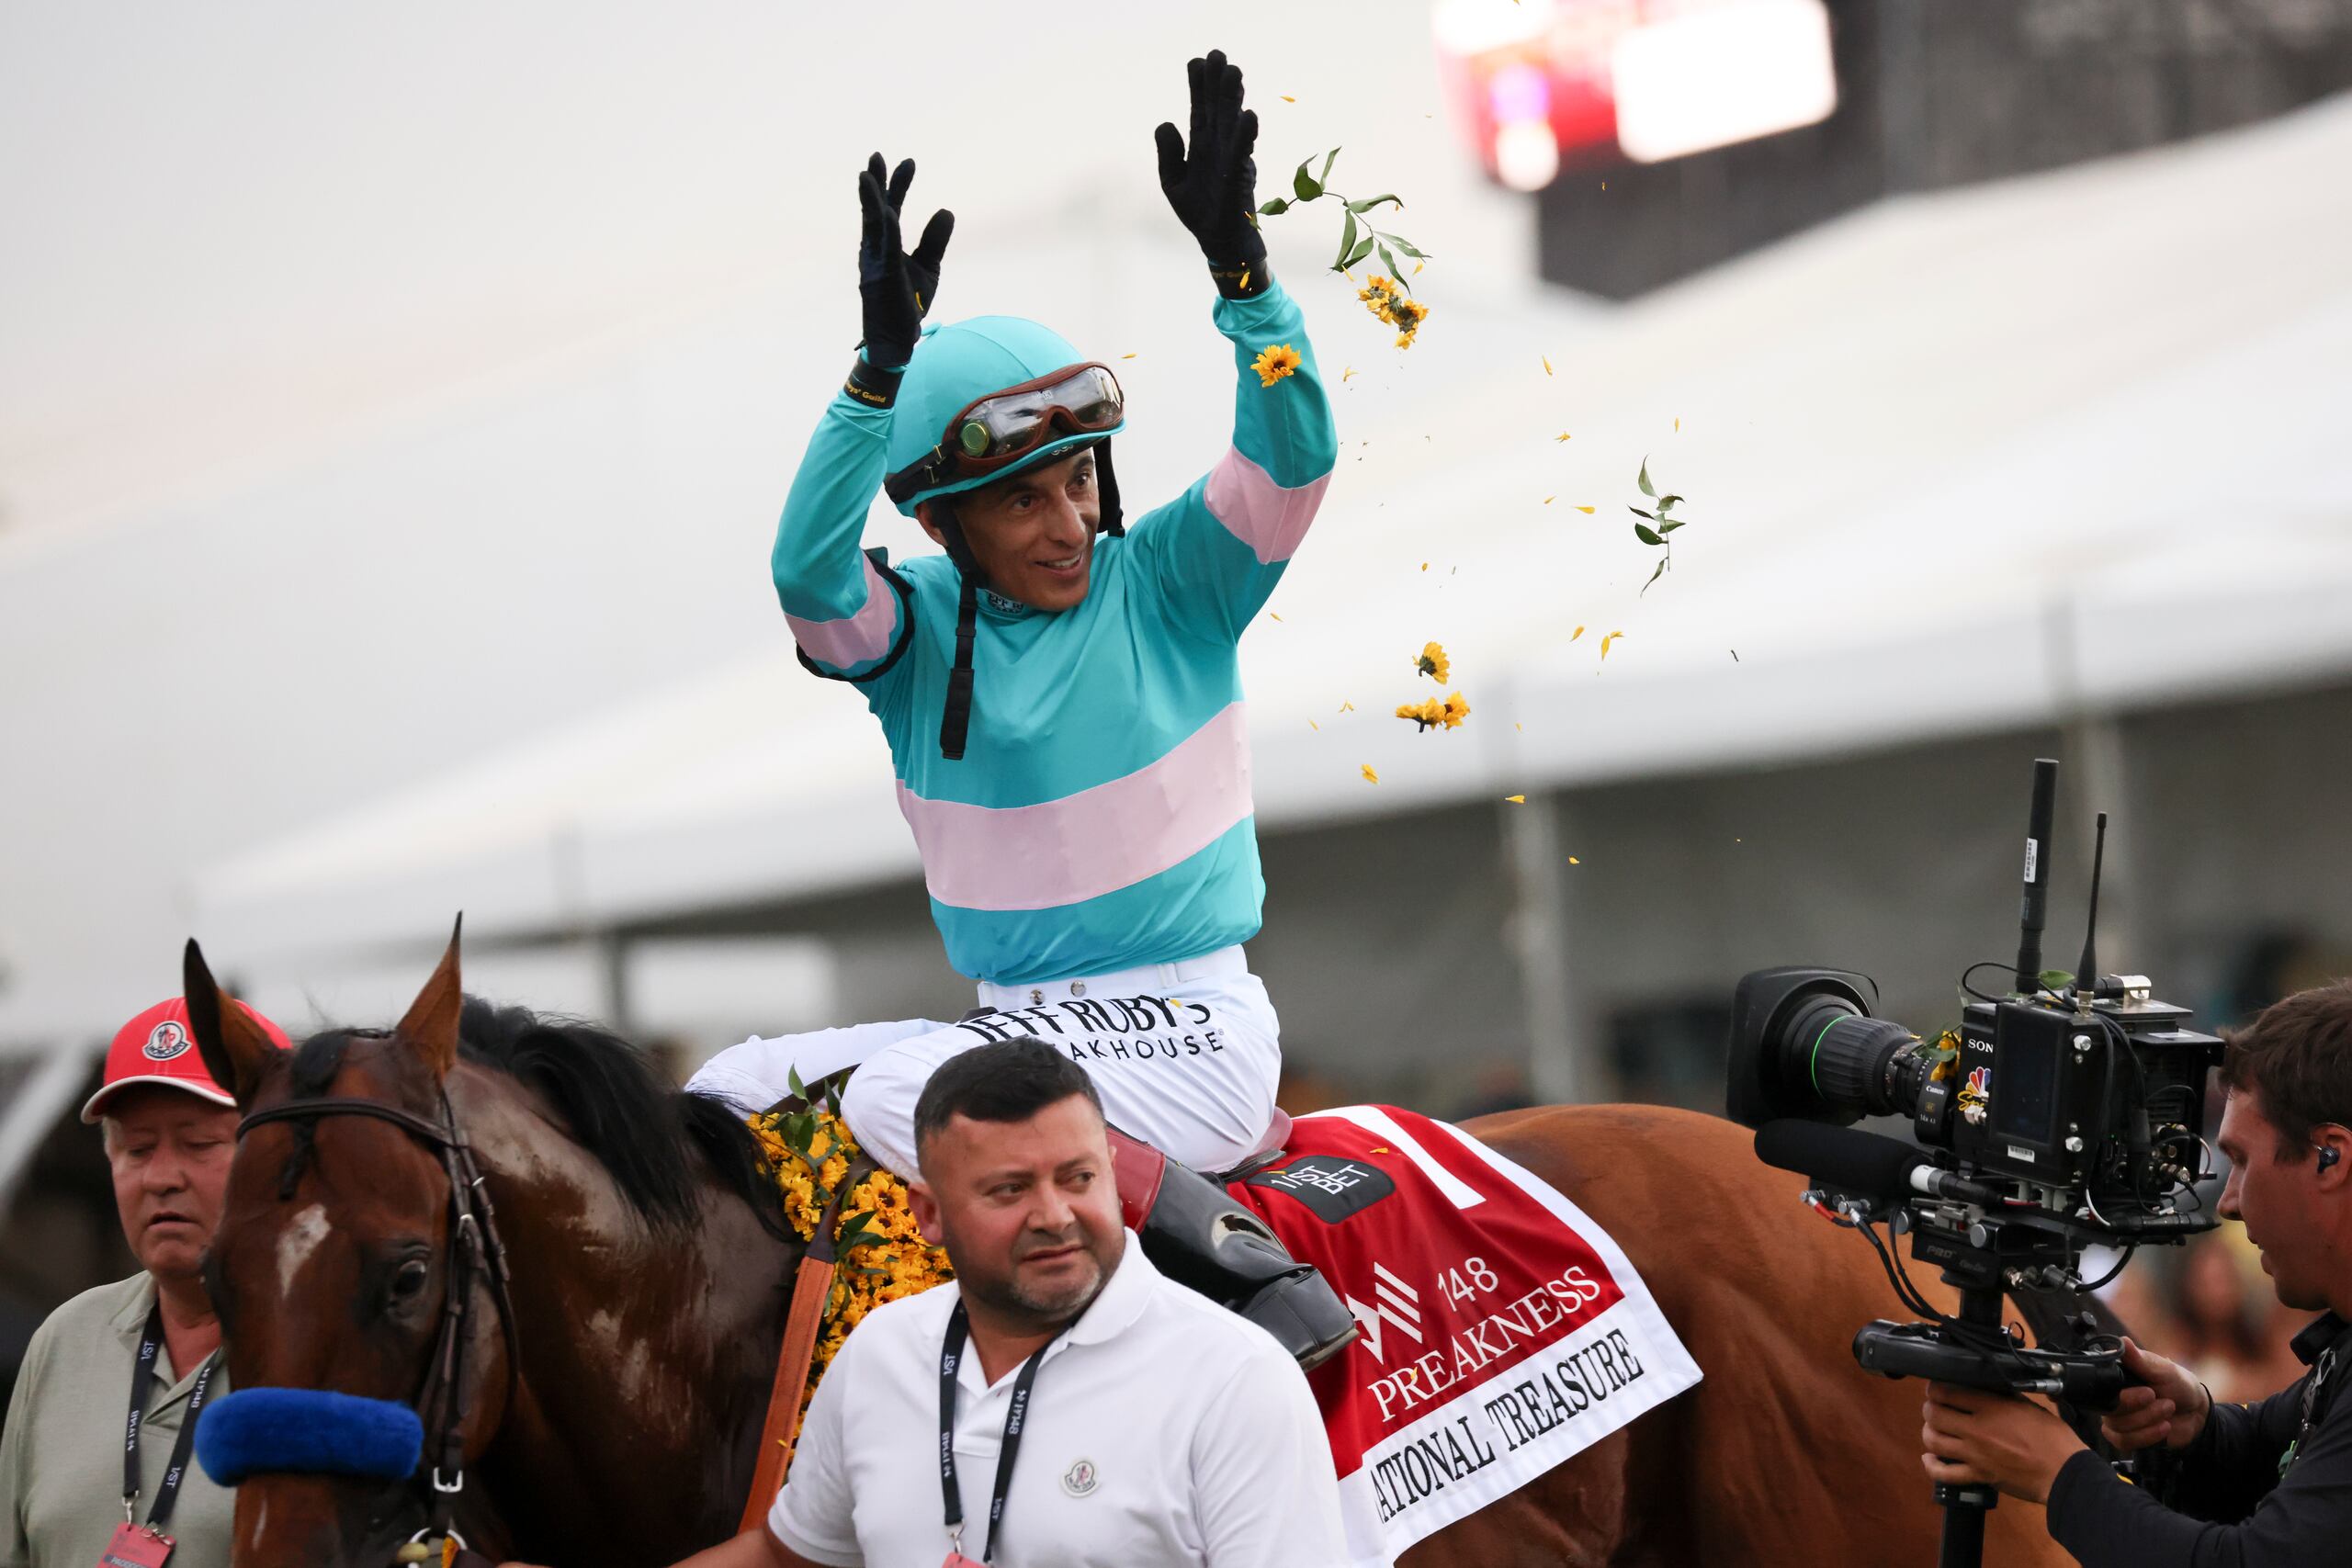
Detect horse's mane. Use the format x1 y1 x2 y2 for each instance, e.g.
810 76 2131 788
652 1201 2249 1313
457 998 791 1241
284 1000 789 1242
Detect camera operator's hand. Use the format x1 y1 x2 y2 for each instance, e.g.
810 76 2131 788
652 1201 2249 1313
855 152 953 372
1920 1382 2086 1505
1154 49 1268 297
2101 1337 2211 1452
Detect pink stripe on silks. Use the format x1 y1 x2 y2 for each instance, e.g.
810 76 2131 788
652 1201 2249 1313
786 558 899 669
897 703 1253 912
1203 446 1332 565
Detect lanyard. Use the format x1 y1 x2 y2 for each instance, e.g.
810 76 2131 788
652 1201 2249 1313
938 1302 1064 1564
123 1304 220 1532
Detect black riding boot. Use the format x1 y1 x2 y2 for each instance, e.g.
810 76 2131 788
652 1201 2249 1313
1108 1125 1358 1371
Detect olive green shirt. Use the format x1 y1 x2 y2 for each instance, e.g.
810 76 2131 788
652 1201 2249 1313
0 1273 235 1568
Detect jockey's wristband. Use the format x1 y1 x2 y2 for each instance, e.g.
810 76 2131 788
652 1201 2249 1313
1207 257 1271 301
843 355 903 409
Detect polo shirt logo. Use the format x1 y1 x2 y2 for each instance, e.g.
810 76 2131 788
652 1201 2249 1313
1060 1457 1099 1497
143 1021 193 1061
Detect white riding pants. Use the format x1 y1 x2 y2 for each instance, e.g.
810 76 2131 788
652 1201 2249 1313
685 945 1283 1181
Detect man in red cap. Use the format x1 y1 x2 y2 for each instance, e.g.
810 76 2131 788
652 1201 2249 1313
1 995 289 1568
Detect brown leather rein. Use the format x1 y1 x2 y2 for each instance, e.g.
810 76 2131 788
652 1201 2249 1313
236 1091 520 1555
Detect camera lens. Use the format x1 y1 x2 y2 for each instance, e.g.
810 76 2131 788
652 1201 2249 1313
1780 994 1922 1121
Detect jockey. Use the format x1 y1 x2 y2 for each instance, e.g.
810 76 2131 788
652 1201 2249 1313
690 51 1353 1368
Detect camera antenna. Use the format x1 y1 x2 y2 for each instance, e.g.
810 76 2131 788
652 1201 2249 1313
2014 759 2060 994
2074 811 2109 1002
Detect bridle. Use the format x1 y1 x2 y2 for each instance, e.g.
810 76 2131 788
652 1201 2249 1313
236 1087 520 1550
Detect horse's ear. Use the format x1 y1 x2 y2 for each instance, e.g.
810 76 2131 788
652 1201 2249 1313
396 916 464 1082
183 939 277 1109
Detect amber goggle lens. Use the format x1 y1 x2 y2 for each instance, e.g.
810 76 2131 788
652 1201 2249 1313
951 365 1123 465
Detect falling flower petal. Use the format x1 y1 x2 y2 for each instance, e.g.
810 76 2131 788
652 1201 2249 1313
1341 366 1360 381
1506 795 1526 804
1574 504 1596 514
1420 561 1429 571
1555 432 1573 443
1674 416 1680 431
1121 352 1138 359
1543 495 1555 505
1542 355 1553 375
1571 626 1586 641
1361 764 1379 784
1239 269 1250 292
1309 719 1320 731
1340 701 1355 712
1600 630 1624 659
1280 94 1296 102
1568 855 1581 864
1269 613 1283 622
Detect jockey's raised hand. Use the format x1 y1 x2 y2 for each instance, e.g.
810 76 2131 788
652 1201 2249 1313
855 152 952 373
1153 49 1268 299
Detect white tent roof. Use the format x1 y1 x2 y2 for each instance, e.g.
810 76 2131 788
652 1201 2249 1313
196 96 2352 967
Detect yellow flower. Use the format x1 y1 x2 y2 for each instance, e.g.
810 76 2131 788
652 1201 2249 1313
750 1106 956 1463
1361 763 1380 784
1251 343 1300 387
1441 690 1471 728
1396 690 1469 732
1415 640 1451 682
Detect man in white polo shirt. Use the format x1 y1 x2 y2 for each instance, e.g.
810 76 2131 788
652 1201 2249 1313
548 1039 1357 1568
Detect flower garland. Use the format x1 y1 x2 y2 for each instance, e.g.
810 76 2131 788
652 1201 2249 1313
747 1104 955 1443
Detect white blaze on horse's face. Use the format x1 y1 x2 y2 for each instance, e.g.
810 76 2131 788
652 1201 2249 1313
276 1202 334 1298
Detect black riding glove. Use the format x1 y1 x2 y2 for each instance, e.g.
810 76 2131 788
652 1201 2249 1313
848 152 953 406
1154 50 1270 300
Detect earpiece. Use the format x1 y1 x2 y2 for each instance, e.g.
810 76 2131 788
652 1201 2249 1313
2318 1145 2342 1173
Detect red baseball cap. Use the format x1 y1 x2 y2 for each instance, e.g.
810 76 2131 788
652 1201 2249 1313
81 997 293 1123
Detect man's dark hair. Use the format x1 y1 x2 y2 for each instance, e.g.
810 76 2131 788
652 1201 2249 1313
911 1039 1102 1160
2220 980 2352 1157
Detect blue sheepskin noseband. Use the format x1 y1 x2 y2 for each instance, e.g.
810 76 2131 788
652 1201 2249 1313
197 1387 424 1485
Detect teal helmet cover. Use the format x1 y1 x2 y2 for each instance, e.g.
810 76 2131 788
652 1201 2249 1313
884 315 1126 517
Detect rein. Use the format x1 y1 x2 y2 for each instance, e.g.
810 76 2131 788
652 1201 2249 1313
234 1089 521 1551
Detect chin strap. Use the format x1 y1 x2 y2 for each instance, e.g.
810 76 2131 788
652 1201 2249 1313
1095 437 1125 537
941 575 978 761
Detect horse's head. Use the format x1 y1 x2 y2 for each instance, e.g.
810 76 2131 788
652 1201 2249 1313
187 927 512 1567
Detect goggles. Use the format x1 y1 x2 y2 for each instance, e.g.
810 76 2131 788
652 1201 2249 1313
884 363 1124 505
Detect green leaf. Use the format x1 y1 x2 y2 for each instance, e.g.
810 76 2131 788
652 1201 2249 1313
1657 494 1683 508
1386 234 1428 259
1334 209 1359 272
1658 519 1684 534
1318 147 1341 185
1637 457 1656 498
1258 197 1290 216
1641 558 1668 594
1346 193 1401 213
1375 240 1401 284
1346 232 1376 267
1634 523 1664 547
1628 506 1654 520
2039 969 2075 991
1293 156 1323 202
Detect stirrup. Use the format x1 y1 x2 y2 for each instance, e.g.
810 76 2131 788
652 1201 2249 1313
1107 1126 1358 1371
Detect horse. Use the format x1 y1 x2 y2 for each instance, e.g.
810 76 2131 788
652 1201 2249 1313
185 935 2071 1567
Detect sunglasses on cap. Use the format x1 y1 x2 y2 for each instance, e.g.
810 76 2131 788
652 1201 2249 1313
885 363 1125 505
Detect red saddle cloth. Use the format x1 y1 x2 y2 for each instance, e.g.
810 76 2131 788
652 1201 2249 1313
1227 1105 1702 1559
